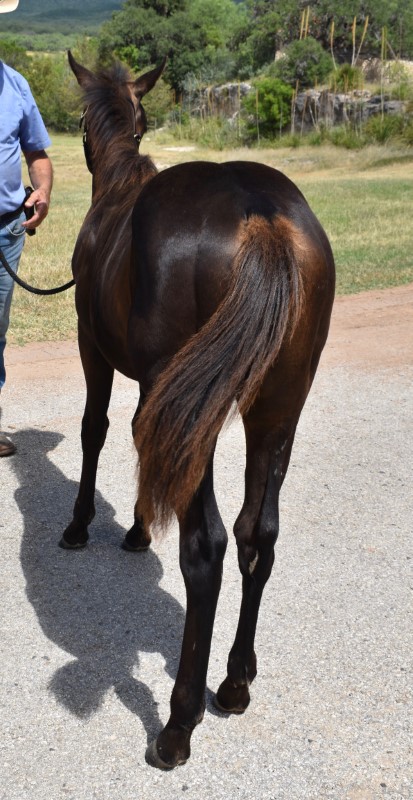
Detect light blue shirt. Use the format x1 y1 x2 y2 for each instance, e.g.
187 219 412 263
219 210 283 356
0 60 51 215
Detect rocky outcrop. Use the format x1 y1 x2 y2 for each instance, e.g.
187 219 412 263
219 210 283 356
186 83 407 132
194 82 252 118
292 89 406 132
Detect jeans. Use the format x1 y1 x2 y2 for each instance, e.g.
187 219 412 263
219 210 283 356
0 210 26 389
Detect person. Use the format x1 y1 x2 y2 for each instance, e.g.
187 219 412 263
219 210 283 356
0 0 53 456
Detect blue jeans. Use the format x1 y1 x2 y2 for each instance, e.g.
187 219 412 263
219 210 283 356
0 210 26 389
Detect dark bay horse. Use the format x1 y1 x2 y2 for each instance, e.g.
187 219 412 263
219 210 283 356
64 52 335 769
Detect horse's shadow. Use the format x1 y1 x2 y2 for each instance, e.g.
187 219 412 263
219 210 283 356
11 428 185 742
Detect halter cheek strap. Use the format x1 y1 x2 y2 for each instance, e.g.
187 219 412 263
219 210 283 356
79 106 93 175
79 102 142 175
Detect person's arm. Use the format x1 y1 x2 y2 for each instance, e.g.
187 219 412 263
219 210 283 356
22 150 53 230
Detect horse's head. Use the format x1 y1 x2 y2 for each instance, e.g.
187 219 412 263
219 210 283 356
68 51 166 176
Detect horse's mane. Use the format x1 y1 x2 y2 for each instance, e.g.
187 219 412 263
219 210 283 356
83 62 157 203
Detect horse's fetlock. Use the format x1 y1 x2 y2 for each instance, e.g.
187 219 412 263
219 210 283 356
236 539 258 577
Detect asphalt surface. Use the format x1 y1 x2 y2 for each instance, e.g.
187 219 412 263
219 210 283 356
0 289 412 800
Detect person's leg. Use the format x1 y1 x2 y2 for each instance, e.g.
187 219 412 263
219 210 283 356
0 212 26 456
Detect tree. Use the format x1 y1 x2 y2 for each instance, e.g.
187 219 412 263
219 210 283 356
98 0 245 90
270 37 333 87
303 0 413 61
242 76 293 139
0 38 31 72
121 0 186 16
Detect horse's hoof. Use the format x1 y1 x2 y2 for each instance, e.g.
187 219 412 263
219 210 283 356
145 740 187 771
214 677 251 714
122 522 151 552
59 532 88 549
121 538 150 552
212 693 247 715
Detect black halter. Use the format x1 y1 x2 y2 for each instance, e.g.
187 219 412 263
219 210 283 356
79 107 93 174
79 100 142 175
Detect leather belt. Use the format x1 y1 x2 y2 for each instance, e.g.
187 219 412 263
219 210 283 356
0 202 25 228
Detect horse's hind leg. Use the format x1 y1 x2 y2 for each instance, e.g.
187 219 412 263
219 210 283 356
147 451 228 769
60 334 114 548
123 391 152 552
215 399 298 714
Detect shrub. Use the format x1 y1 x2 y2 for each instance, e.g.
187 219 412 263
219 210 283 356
140 79 175 128
270 38 333 88
384 62 413 101
165 113 241 150
363 114 406 144
242 77 293 140
329 64 364 92
0 38 30 72
328 126 365 149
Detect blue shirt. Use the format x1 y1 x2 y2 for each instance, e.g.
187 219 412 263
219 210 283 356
0 61 51 215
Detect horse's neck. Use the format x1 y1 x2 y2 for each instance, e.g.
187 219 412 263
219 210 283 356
91 152 157 205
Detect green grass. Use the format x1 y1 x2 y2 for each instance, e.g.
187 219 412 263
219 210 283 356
9 135 91 345
7 135 413 345
302 176 413 293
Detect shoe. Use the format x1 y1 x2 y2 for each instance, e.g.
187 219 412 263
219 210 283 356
0 432 16 457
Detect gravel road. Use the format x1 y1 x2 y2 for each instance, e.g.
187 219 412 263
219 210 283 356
1 286 412 800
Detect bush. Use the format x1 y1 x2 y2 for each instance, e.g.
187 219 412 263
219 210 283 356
329 64 364 92
384 62 413 101
363 114 406 144
242 77 293 141
140 79 175 128
0 38 30 72
328 126 365 149
270 38 333 88
165 113 241 150
27 54 80 132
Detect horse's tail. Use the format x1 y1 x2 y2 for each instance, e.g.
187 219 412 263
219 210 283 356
135 213 305 529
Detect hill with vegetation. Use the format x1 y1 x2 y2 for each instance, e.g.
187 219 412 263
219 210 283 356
1 0 412 149
0 0 122 34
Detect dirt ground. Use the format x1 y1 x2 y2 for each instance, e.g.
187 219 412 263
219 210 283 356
2 284 412 799
323 283 413 370
5 282 413 380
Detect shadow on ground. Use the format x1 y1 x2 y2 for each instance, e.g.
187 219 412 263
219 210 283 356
11 428 185 743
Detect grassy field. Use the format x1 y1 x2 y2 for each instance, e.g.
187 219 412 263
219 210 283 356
8 134 413 345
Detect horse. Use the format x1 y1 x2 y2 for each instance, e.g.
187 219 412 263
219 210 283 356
63 52 335 769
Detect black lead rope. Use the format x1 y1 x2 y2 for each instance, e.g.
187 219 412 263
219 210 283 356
0 246 75 296
0 186 75 296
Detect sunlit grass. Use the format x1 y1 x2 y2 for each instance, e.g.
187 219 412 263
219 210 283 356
8 134 413 344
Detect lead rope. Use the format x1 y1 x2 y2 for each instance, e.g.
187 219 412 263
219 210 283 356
0 246 75 296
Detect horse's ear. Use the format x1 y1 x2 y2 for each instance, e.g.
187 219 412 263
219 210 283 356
133 57 167 98
68 50 97 89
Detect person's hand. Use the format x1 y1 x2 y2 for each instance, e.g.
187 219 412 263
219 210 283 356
23 149 53 230
22 187 50 230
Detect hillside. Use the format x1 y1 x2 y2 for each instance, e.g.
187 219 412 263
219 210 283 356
0 0 123 34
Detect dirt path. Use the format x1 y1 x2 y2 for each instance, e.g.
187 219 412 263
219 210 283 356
323 283 413 370
6 283 413 380
2 285 412 799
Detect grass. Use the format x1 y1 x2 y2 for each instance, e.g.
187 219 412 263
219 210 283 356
7 134 413 345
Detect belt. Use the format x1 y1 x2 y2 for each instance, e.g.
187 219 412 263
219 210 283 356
0 202 25 227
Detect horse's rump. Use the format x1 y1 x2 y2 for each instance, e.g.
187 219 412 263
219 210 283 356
135 202 315 530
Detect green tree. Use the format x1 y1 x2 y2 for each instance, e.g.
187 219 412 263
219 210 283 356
98 0 245 90
26 54 80 131
242 76 293 139
122 0 186 15
304 0 413 61
0 38 30 72
271 37 333 87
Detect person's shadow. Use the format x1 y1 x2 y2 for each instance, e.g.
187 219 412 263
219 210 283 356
11 428 185 743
